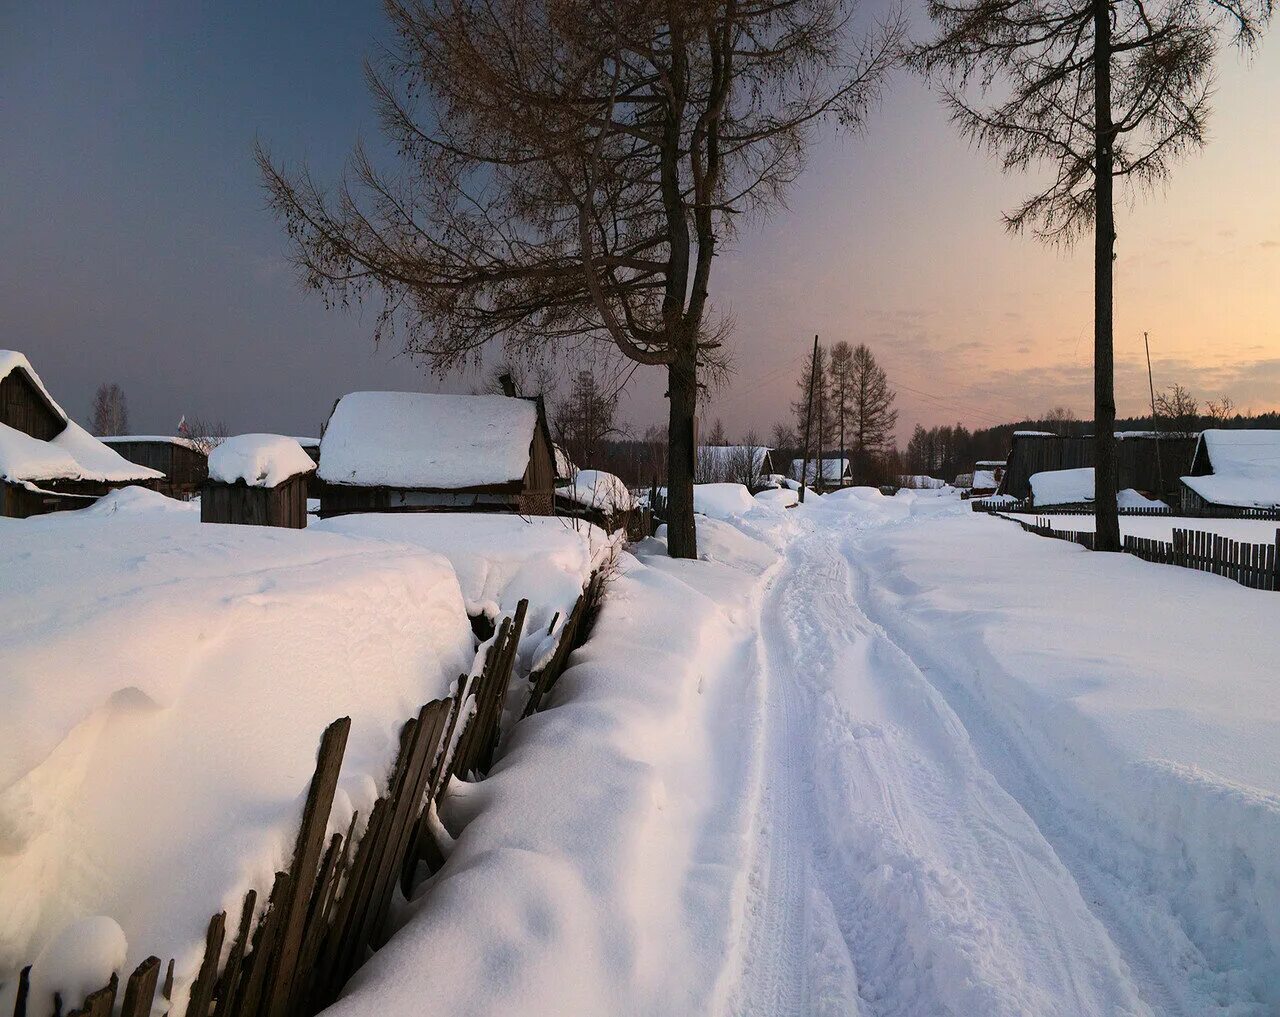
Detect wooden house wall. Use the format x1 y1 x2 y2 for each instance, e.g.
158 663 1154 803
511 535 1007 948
1003 435 1196 503
106 441 208 497
0 368 64 441
520 424 557 516
1 481 100 518
201 473 309 528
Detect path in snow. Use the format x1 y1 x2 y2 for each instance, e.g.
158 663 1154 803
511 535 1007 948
723 506 1168 1016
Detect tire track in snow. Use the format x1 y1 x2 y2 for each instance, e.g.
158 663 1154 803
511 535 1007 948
723 515 1153 1017
839 517 1248 1017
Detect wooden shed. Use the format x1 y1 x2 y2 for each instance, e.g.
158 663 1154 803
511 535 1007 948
200 434 316 528
999 431 1196 504
101 436 208 499
0 350 164 517
790 457 850 492
317 391 557 517
1179 429 1280 516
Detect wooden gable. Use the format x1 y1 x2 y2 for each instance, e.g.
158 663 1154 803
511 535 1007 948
0 367 65 441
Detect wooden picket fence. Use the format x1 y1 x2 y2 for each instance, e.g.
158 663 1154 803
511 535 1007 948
1007 515 1280 591
1126 528 1280 591
10 576 607 1017
973 498 1280 521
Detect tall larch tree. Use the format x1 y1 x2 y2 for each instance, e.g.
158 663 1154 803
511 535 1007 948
258 0 902 558
916 0 1270 550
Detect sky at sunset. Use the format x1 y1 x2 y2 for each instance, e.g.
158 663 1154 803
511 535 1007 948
2 1 1277 445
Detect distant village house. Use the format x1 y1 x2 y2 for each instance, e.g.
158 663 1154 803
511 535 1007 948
1180 429 1280 516
317 391 557 517
0 351 162 517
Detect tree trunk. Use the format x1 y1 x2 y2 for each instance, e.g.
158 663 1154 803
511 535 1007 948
1093 0 1121 552
665 344 699 559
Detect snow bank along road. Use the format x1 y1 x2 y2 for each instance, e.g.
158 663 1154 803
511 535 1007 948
333 487 1277 1016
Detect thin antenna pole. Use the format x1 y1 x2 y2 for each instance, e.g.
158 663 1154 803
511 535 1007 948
799 334 819 504
1145 330 1164 499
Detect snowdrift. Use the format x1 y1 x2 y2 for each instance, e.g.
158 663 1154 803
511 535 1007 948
0 491 474 1004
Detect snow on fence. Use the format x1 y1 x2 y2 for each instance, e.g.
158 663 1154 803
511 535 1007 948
10 577 606 1017
1008 515 1280 592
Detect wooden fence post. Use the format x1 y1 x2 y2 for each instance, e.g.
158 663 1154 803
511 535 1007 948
262 717 350 1017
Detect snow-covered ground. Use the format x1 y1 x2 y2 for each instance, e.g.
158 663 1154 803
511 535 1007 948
332 485 1278 1016
0 490 476 1009
5 484 1277 1016
0 494 609 1013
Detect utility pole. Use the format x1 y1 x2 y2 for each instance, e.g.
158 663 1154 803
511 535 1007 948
1144 331 1164 500
799 334 819 504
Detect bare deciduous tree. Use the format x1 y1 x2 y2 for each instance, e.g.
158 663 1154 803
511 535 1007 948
91 383 129 436
792 342 831 468
828 340 854 482
1155 382 1200 436
1043 405 1078 436
257 0 902 558
727 429 767 489
1205 394 1235 424
916 0 1270 550
556 369 621 469
179 415 229 458
849 343 897 480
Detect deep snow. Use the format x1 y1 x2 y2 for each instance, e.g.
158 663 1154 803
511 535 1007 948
0 490 475 1010
5 484 1278 1016
328 486 1279 1016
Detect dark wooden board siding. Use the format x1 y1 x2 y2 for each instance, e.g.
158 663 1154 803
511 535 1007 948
201 473 310 528
0 367 65 441
1001 433 1197 503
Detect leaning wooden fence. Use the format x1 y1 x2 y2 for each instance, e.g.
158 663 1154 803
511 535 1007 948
11 575 607 1017
1007 515 1280 591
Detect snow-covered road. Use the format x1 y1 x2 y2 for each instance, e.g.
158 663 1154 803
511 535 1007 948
727 507 1152 1016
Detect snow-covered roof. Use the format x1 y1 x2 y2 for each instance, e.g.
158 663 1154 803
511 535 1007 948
1181 429 1280 508
972 470 999 491
100 435 202 450
1030 467 1094 506
557 469 634 514
975 460 1006 468
318 391 540 489
1014 430 1056 437
790 458 848 484
208 434 317 488
292 436 321 449
0 351 163 485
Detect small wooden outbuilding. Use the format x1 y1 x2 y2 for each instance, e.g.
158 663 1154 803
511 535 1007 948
1 351 163 517
318 391 557 517
200 434 316 528
1179 429 1280 516
790 457 850 492
101 436 208 499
